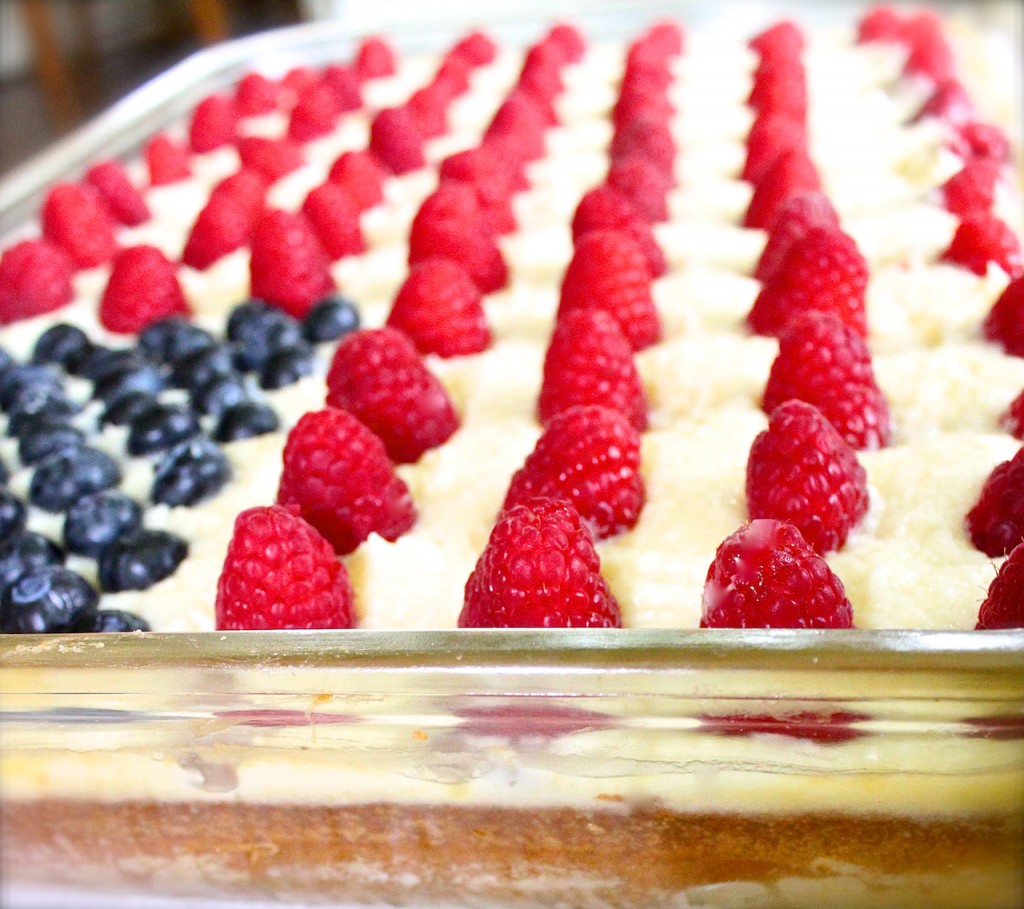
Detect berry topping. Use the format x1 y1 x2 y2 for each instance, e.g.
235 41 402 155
355 35 397 80
189 93 237 152
101 392 157 428
302 182 366 260
32 323 94 373
192 373 249 416
5 386 79 436
902 15 955 83
976 541 1024 629
940 211 1024 278
325 327 459 464
954 121 1012 166
0 566 98 634
183 191 262 271
983 275 1024 357
0 532 64 599
749 20 805 58
763 313 892 450
151 437 231 507
856 7 906 44
942 158 999 218
0 239 75 324
701 520 853 629
85 160 150 226
1001 390 1024 439
41 183 118 269
288 80 342 141
93 361 165 404
327 150 386 212
227 299 304 371
743 147 821 231
0 490 27 542
754 191 840 283
30 448 122 513
98 529 189 592
914 79 973 127
1 362 62 410
966 448 1024 557
459 497 622 628
64 490 143 558
127 402 201 456
145 133 191 185
139 317 216 365
169 344 235 391
451 30 498 67
277 407 416 554
504 405 645 540
387 258 490 358
369 106 426 175
18 418 85 465
72 609 151 633
249 209 334 318
100 245 190 334
605 155 670 222
235 71 281 116
558 229 661 351
216 505 356 630
302 293 360 344
214 401 280 442
322 64 362 112
742 112 808 186
259 343 314 390
571 185 666 278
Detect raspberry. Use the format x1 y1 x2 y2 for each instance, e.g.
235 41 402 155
215 506 355 630
548 22 587 62
85 160 150 226
485 94 547 161
558 229 660 351
1001 389 1024 439
747 58 807 120
753 190 840 283
322 64 362 112
249 209 334 318
234 71 281 116
942 160 999 219
976 542 1024 629
408 183 508 293
302 182 366 261
902 13 955 83
966 448 1024 557
641 20 685 57
369 106 426 175
386 259 490 358
748 225 869 338
450 30 497 67
209 169 267 214
458 497 622 629
914 79 973 126
954 121 1012 166
763 313 892 450
609 116 676 178
606 155 670 222
41 183 117 269
189 93 237 153
747 400 869 554
701 519 853 629
355 35 397 81
432 56 472 100
749 20 805 59
439 147 516 235
571 185 666 278
503 405 644 540
327 150 386 212
237 136 303 183
406 83 449 138
612 72 673 132
145 133 191 186
288 81 342 142
940 212 1024 279
539 309 648 431
325 328 459 464
182 192 261 271
0 239 74 325
277 408 416 555
743 147 821 231
282 66 318 98
742 112 808 185
856 7 907 44
983 275 1024 356
99 245 190 334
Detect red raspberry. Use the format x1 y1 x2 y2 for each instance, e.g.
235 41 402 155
966 448 1024 557
559 229 660 351
439 147 515 235
325 327 459 464
459 497 622 629
146 133 191 185
355 35 397 81
209 169 267 214
747 58 807 120
41 183 118 269
249 209 334 318
914 79 973 127
641 20 685 57
743 147 821 231
450 30 497 67
742 112 808 185
235 71 281 116
748 225 869 338
749 20 805 59
754 190 840 283
747 400 869 554
485 94 547 161
322 64 362 112
539 309 648 431
237 136 303 183
613 70 673 131
282 66 318 98
985 276 1024 357
328 150 387 212
182 193 259 271
572 185 666 278
288 81 342 142
953 121 1012 166
610 116 676 178
701 519 853 629
369 106 426 175
504 405 644 540
902 13 955 83
432 55 472 100
277 407 416 555
943 158 1000 218
302 182 366 261
189 93 237 153
0 239 74 324
606 155 670 222
856 7 907 44
386 259 490 358
1001 389 1024 439
976 541 1024 629
215 505 356 630
940 212 1024 279
99 245 190 334
548 22 587 62
406 83 449 138
85 160 150 226
763 313 892 450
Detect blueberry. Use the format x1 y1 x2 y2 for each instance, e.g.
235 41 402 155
0 566 99 633
18 417 86 465
152 436 231 506
303 294 360 343
0 456 7 485
71 608 151 633
93 363 166 404
139 317 216 364
169 344 235 391
30 447 122 513
0 346 13 377
5 386 81 437
80 346 152 383
0 364 62 411
0 490 27 542
259 342 314 390
63 490 143 558
227 300 304 371
97 529 188 592
100 391 158 428
191 372 249 416
0 531 64 598
32 324 95 374
126 402 200 456
214 401 280 442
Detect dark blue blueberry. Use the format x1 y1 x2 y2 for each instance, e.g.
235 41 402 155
0 490 27 542
227 300 304 371
5 385 81 436
71 608 150 633
80 346 156 383
18 417 86 465
99 391 158 428
0 566 99 633
139 317 216 365
29 447 122 513
303 294 360 343
0 456 7 484
259 343 314 390
63 490 143 558
0 364 63 411
32 324 95 374
169 344 235 391
151 436 231 507
126 402 200 456
191 372 249 416
0 346 14 377
0 531 64 598
93 363 166 404
97 529 188 592
213 401 280 442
